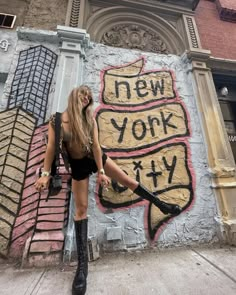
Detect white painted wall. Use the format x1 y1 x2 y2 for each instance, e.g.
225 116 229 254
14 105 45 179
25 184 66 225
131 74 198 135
0 29 219 256
64 42 219 257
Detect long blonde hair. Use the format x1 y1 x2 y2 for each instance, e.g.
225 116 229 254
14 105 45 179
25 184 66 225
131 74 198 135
67 85 94 150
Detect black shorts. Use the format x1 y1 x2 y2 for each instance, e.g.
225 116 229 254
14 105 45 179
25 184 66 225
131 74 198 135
69 154 107 181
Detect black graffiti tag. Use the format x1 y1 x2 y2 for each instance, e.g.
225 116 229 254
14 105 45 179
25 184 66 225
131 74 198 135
146 160 162 188
161 112 177 134
111 161 143 193
162 155 177 184
110 112 177 143
110 117 128 143
133 161 143 182
146 156 177 187
111 156 177 191
111 169 129 193
115 79 165 99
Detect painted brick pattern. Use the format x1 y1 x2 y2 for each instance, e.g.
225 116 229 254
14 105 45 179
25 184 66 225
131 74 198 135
9 123 71 262
9 124 47 257
0 108 36 257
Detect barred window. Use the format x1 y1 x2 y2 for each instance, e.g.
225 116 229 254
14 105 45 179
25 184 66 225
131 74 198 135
0 13 16 29
214 75 236 161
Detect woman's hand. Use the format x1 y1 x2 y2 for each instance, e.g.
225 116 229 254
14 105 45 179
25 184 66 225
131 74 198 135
97 173 110 189
34 176 51 192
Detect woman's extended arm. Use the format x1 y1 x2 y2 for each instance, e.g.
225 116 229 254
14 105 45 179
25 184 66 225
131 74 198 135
34 122 56 191
92 119 110 186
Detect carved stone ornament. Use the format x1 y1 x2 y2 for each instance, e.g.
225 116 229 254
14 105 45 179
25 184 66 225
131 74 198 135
101 24 169 54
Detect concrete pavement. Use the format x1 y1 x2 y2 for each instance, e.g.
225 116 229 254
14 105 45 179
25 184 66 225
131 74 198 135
0 246 236 295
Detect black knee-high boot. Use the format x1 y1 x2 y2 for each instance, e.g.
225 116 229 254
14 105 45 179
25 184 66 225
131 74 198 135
134 184 182 215
72 218 88 295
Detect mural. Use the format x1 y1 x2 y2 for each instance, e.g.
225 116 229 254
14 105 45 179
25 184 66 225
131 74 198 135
95 58 194 240
0 45 70 261
9 124 70 260
0 108 36 256
0 46 196 258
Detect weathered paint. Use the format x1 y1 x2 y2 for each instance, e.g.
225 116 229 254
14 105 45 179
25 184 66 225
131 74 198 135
94 57 193 241
0 30 219 261
79 43 219 251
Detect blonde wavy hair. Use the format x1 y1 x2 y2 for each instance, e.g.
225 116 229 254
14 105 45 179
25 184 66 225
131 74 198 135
67 85 94 150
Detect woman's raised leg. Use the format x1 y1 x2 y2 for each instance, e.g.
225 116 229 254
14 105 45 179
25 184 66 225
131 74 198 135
103 157 182 215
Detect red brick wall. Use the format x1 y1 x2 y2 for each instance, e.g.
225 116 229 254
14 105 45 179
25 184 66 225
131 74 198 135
195 0 236 59
218 0 236 10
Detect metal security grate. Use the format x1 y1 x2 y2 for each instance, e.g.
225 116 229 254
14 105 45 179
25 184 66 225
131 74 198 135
7 45 57 126
0 13 16 28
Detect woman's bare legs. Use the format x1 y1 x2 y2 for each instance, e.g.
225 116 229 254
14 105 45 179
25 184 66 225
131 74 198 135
103 157 138 191
71 178 89 295
104 157 182 215
72 178 89 220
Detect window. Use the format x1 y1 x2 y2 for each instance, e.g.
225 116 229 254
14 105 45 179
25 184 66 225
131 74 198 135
0 13 16 29
214 75 236 162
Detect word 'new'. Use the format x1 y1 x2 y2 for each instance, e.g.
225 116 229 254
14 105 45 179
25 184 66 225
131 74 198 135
115 79 165 99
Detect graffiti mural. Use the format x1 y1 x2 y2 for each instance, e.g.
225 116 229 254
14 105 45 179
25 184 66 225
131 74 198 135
0 45 70 261
0 108 36 256
95 58 194 240
9 124 70 259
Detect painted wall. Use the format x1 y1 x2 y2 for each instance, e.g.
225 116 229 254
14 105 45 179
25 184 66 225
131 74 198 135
0 28 58 113
66 43 219 254
0 29 71 263
0 29 220 261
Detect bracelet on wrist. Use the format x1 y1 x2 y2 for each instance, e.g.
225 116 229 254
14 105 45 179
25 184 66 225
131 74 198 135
99 168 105 175
41 171 50 177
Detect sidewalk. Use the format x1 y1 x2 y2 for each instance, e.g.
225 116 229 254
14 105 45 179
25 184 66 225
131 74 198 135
0 246 236 295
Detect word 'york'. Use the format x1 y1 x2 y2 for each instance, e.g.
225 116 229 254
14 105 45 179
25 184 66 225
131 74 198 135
111 112 177 142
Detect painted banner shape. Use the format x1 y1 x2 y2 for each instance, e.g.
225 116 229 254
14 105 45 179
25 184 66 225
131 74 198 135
98 142 192 209
102 59 176 106
97 102 189 152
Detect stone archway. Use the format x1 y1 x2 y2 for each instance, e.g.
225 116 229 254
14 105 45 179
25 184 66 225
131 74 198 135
86 6 185 55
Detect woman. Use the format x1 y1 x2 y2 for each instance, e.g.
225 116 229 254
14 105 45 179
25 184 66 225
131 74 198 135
34 85 181 295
